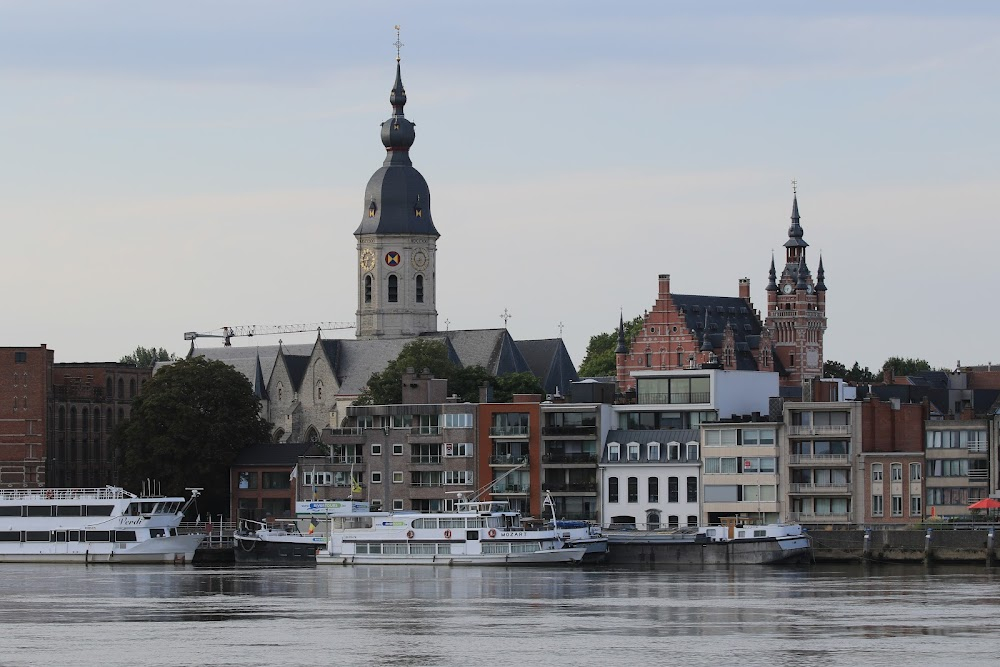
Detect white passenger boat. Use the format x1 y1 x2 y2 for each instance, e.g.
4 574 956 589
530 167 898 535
312 498 587 566
0 486 205 563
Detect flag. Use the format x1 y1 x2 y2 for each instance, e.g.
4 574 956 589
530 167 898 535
311 466 317 500
351 475 362 495
289 464 299 481
308 516 317 535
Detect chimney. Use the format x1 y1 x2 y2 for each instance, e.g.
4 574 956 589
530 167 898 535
738 277 751 301
478 382 493 404
658 274 671 298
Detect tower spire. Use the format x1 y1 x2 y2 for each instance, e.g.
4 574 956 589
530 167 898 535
816 255 827 291
766 253 778 291
615 312 627 354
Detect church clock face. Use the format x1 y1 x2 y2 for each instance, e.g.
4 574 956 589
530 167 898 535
412 250 428 270
360 248 375 272
782 283 794 294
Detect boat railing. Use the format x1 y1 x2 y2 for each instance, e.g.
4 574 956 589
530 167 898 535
179 520 237 549
0 486 133 501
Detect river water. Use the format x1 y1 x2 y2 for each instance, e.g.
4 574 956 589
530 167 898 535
0 563 998 667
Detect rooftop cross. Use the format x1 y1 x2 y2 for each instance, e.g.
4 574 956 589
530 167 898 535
393 25 403 62
558 321 564 337
500 308 512 328
791 178 797 195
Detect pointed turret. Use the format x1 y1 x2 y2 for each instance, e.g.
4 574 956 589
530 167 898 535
615 313 627 354
795 256 807 290
784 194 808 249
816 255 827 291
766 255 778 291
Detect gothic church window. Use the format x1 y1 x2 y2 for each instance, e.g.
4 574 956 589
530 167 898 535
365 276 372 303
416 275 424 303
388 275 398 302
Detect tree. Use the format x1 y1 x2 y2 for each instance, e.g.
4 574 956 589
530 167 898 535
882 356 932 377
355 339 456 405
120 346 176 367
577 316 643 378
493 371 544 403
823 359 848 379
112 357 271 515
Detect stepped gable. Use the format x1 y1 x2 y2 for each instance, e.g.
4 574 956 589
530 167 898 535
671 293 766 371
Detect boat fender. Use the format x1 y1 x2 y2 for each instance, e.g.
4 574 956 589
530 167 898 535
488 529 497 538
406 530 415 539
444 530 452 539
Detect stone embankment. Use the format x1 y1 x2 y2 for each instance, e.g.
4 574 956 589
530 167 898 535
809 525 999 564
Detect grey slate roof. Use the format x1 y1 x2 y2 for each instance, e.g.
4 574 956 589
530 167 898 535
194 343 314 397
603 429 701 463
421 329 532 376
670 294 764 371
516 338 580 396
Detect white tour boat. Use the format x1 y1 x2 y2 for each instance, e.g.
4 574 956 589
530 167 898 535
311 498 588 566
0 486 205 563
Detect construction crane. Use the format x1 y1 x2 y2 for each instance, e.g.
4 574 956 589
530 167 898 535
184 322 355 346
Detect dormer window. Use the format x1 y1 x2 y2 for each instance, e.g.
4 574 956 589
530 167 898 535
368 201 377 218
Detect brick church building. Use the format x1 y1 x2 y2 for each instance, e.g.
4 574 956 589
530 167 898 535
616 193 827 390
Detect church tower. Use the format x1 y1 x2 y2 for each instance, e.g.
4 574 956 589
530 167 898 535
355 53 439 339
765 189 827 387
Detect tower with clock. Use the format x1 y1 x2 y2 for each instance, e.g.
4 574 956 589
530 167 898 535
354 54 439 339
764 188 827 386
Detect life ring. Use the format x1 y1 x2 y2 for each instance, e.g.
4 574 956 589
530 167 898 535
406 530 415 539
45 490 54 500
488 529 497 538
443 529 452 539
205 522 214 534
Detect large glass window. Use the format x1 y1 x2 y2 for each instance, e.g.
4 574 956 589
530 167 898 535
648 477 659 503
668 477 678 503
687 476 698 503
261 472 290 490
910 463 922 481
608 477 619 503
627 477 638 503
388 275 398 302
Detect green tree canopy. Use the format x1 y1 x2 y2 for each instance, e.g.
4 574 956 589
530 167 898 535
120 346 177 367
577 316 643 378
355 339 544 405
112 357 271 515
824 359 877 383
882 356 932 376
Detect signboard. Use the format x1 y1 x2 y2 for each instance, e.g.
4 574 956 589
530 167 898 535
296 500 369 516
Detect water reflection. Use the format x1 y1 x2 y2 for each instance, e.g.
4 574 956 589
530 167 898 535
0 564 998 667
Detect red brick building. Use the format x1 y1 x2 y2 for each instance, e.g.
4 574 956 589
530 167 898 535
858 397 928 525
478 396 542 516
0 346 53 489
616 193 826 391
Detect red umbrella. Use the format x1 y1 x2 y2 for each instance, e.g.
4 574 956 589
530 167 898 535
968 498 1000 510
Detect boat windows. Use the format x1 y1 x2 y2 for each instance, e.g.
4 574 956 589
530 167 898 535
25 531 49 542
0 531 19 541
84 531 112 542
69 530 81 541
25 505 51 517
114 531 137 542
413 518 438 529
440 518 465 529
55 531 67 542
85 505 114 517
150 528 165 538
56 505 82 517
0 506 19 517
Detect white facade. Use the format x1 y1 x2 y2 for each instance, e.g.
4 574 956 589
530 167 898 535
701 421 782 524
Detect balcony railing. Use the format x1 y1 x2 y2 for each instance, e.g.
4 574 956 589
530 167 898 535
326 427 365 436
636 391 711 405
788 512 851 523
541 425 596 436
411 480 444 487
490 455 529 466
968 443 989 454
542 453 597 464
490 425 529 437
543 482 597 493
410 455 442 465
787 425 851 437
492 484 529 494
410 426 443 435
788 482 851 494
787 454 850 465
329 455 363 464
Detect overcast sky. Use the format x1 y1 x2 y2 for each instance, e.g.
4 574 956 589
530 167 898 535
3 1 998 372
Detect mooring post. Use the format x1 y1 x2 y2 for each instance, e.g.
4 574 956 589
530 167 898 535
924 528 933 565
862 528 871 562
987 527 995 567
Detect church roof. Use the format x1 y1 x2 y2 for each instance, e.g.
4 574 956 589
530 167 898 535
421 328 532 376
515 338 580 396
670 294 765 371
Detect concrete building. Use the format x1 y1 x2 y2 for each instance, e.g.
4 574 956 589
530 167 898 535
701 416 782 524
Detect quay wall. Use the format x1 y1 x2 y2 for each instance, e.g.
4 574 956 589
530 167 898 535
809 528 999 564
606 539 795 566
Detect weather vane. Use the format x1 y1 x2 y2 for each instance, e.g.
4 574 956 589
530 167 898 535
394 25 403 62
791 178 797 195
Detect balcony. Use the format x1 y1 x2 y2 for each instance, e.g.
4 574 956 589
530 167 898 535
329 455 363 465
490 425 529 438
541 425 596 437
968 443 989 454
492 484 529 494
788 482 851 495
410 426 443 436
543 481 597 493
787 454 850 466
411 480 444 487
636 391 711 405
410 455 442 465
490 455 529 466
542 453 597 464
788 512 850 523
326 427 365 438
787 425 851 437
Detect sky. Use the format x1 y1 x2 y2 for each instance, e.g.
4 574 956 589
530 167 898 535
3 1 999 373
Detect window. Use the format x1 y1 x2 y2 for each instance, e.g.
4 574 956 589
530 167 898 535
371 472 382 484
607 444 620 462
446 442 471 457
872 495 884 517
14 351 27 363
668 477 678 503
891 495 903 517
392 472 404 484
910 495 922 516
392 444 404 455
372 444 382 456
445 471 471 485
910 463 921 481
705 429 737 446
872 464 883 482
742 428 776 446
686 443 699 461
416 275 424 303
687 476 698 503
238 472 258 489
388 275 398 302
647 443 660 460
627 477 638 503
687 515 698 527
608 477 619 503
129 378 136 398
627 444 639 461
261 472 290 490
364 275 372 303
393 500 404 511
667 443 680 460
444 413 474 428
890 463 902 481
648 477 659 503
